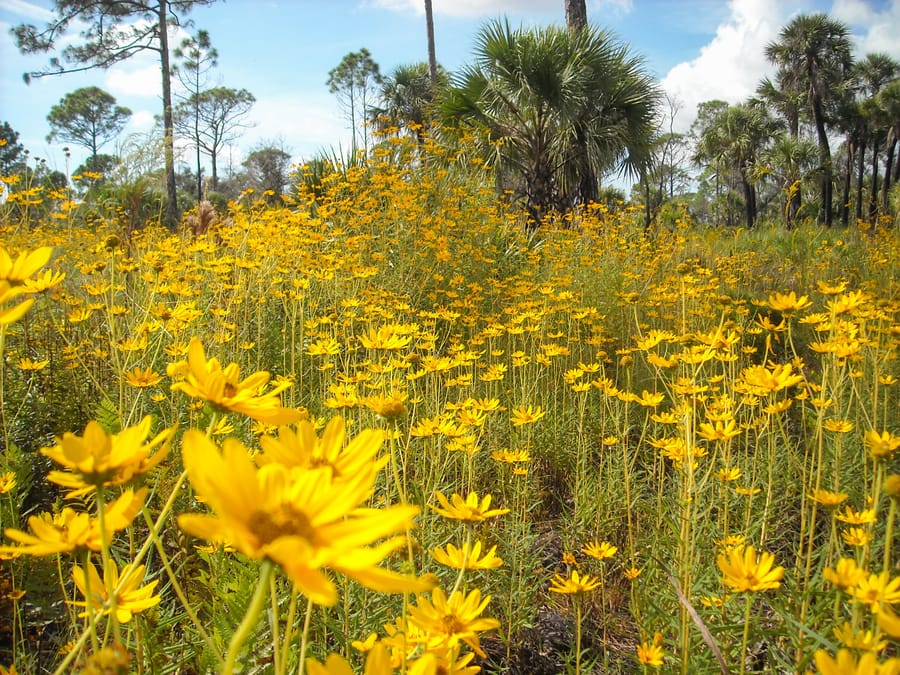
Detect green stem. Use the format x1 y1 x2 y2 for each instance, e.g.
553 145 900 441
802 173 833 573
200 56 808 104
739 593 752 675
223 560 273 674
141 507 223 667
296 595 315 675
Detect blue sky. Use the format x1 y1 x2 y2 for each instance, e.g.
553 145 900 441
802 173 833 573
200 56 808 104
1 0 898 178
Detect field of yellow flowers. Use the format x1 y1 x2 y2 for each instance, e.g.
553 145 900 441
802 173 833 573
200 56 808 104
0 140 898 674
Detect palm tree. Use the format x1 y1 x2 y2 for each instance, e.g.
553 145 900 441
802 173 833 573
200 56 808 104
694 102 779 228
442 19 658 227
766 13 853 227
374 62 446 145
853 53 900 218
876 81 900 213
759 133 817 228
756 73 806 219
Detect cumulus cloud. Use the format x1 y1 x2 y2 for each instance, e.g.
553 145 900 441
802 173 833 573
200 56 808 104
105 62 163 98
128 110 155 131
660 0 789 133
832 0 900 59
240 93 352 165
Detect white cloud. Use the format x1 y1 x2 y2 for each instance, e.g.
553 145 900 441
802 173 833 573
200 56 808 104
832 0 900 60
0 0 54 22
240 92 352 166
128 109 155 130
660 0 788 133
105 62 163 98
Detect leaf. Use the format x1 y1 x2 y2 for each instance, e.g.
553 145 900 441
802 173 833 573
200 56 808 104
94 396 122 433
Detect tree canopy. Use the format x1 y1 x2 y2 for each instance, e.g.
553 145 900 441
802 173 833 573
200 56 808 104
46 86 131 160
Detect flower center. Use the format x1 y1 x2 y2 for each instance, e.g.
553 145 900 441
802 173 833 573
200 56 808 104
248 505 315 545
440 614 466 635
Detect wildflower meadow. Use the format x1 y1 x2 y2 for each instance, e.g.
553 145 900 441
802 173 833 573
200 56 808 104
1 133 898 674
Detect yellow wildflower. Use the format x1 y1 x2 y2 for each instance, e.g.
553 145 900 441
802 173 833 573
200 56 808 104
178 429 430 606
71 560 160 623
430 491 509 522
716 545 784 593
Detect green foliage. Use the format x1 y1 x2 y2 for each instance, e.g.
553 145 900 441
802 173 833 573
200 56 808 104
46 86 131 159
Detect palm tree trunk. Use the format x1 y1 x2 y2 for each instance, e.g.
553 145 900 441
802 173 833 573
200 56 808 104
741 170 756 228
883 132 896 213
808 60 834 226
840 139 853 227
855 136 866 224
565 0 587 32
869 142 880 219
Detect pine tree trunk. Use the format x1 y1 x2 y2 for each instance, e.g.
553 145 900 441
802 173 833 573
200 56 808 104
424 0 437 85
159 0 179 229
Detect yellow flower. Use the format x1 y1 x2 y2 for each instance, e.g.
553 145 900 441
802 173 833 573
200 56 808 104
823 419 854 433
41 417 173 497
636 637 665 667
0 488 146 557
582 540 617 561
71 559 160 623
549 570 601 594
431 540 503 570
624 566 642 581
716 545 784 593
835 506 877 525
832 621 887 651
307 643 393 675
408 587 500 658
864 430 900 460
698 420 741 442
808 489 848 508
767 291 812 314
358 325 412 351
816 279 848 295
258 417 385 479
430 491 510 522
715 467 741 482
168 337 303 424
491 447 531 464
878 608 900 639
17 358 49 371
509 404 546 426
0 281 33 325
852 572 900 614
736 363 803 396
0 472 16 495
124 366 163 388
178 429 430 606
814 649 900 675
0 246 53 285
362 391 408 419
823 558 867 590
841 527 872 547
